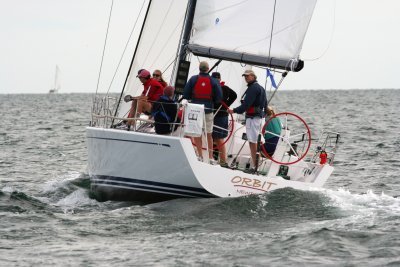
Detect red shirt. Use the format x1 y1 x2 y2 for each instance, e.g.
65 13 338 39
159 80 167 88
142 78 163 102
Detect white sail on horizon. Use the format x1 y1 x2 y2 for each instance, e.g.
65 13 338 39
49 65 61 94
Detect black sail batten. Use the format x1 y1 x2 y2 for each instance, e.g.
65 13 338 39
186 44 304 72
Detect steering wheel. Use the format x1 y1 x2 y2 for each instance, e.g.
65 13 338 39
260 112 311 165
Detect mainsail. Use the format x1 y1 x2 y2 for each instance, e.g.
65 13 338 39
187 0 317 71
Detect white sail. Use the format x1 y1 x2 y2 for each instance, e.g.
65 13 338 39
49 65 61 93
119 0 317 116
188 0 317 71
119 0 188 118
119 0 252 117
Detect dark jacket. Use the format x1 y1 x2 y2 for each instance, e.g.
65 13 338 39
152 96 180 134
214 82 237 118
233 80 267 118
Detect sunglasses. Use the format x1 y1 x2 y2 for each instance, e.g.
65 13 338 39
152 74 160 77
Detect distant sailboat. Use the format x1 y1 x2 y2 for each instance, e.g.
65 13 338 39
48 65 61 94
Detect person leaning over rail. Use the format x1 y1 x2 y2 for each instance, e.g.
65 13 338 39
228 69 267 173
152 69 168 88
124 69 163 125
211 72 237 167
183 61 222 163
152 86 180 135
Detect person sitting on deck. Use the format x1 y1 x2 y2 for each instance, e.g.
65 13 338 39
124 69 164 124
262 106 282 157
152 86 180 135
152 69 168 88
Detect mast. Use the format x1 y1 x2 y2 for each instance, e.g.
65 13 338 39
172 0 197 94
178 0 197 62
112 0 152 125
53 66 57 91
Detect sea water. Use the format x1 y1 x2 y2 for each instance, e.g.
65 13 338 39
1 90 399 266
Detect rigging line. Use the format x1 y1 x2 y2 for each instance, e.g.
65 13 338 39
141 0 175 69
150 14 186 69
112 0 152 126
161 52 180 75
267 0 277 67
234 13 313 50
105 0 146 95
95 0 114 95
268 72 287 105
303 0 336 61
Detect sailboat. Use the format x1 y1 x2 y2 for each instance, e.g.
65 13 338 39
87 0 340 202
48 65 61 94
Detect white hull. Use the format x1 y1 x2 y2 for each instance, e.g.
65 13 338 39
87 127 333 202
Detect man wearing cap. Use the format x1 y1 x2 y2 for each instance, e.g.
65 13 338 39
228 69 267 173
211 72 237 167
183 61 222 162
124 69 164 123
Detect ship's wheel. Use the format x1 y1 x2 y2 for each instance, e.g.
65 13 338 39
261 112 311 165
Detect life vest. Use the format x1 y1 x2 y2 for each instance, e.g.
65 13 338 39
319 151 328 165
192 76 212 101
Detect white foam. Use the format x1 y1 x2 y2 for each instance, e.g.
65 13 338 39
1 186 15 193
55 188 99 213
41 171 81 193
307 188 400 230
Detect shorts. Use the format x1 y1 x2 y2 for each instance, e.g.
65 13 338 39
204 113 214 133
212 116 229 139
245 117 262 143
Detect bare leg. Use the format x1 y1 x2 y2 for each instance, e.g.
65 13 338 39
193 136 203 160
207 133 213 159
249 142 257 168
215 138 226 163
127 100 138 126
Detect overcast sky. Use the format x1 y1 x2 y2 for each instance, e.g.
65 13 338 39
1 0 399 94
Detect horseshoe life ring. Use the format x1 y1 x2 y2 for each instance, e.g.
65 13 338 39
260 112 311 165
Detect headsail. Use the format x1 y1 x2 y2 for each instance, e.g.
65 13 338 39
187 0 317 71
118 0 188 118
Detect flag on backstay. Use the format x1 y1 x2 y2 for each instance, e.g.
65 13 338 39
266 69 277 89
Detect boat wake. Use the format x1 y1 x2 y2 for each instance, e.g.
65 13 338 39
146 187 400 232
